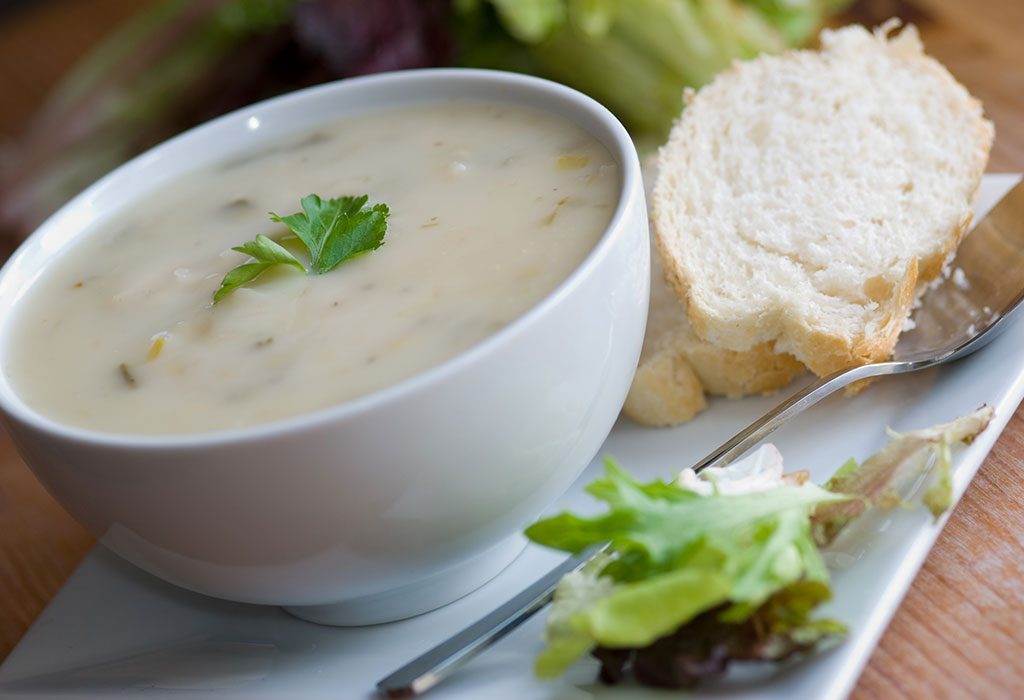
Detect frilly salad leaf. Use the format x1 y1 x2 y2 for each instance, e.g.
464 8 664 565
525 459 848 677
527 406 992 687
813 405 993 544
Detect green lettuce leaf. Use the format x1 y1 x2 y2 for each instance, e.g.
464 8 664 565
597 580 845 687
535 552 616 678
582 567 732 647
527 459 847 674
527 459 845 585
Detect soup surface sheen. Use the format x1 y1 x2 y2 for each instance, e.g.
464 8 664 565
4 101 617 435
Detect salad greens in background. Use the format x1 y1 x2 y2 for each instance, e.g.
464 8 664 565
526 407 992 687
0 0 850 249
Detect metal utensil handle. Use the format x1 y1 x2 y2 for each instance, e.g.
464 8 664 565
690 361 904 473
376 545 603 698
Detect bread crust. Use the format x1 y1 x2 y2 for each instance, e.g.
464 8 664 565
681 337 804 397
624 250 804 427
623 348 707 426
623 332 804 426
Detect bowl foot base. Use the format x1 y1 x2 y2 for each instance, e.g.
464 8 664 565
284 535 526 626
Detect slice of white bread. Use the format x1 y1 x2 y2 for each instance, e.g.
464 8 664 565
653 21 993 379
623 243 804 426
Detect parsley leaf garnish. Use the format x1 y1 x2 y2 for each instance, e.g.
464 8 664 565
214 193 389 303
271 194 389 275
213 234 304 303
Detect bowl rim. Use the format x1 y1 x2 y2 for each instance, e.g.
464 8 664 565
0 68 643 449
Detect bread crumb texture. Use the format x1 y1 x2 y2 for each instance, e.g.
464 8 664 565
653 20 993 379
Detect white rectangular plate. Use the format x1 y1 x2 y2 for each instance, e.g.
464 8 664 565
1 174 1021 700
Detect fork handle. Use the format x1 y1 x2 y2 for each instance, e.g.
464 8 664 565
691 361 903 473
375 545 606 698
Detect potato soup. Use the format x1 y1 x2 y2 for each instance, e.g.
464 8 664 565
3 101 618 434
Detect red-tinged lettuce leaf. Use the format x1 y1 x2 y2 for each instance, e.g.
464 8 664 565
594 580 845 688
294 0 453 75
534 556 733 679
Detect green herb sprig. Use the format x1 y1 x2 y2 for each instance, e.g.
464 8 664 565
214 194 389 303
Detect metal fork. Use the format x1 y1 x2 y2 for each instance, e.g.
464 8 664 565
376 181 1024 698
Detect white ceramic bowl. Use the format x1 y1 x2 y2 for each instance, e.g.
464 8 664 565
0 70 648 625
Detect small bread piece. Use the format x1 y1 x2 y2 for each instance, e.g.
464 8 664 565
623 247 804 427
623 248 707 426
654 21 993 377
623 345 706 427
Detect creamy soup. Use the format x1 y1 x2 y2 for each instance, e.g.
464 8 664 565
3 101 617 435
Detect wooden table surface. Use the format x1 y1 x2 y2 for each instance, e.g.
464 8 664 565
0 1 1022 697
